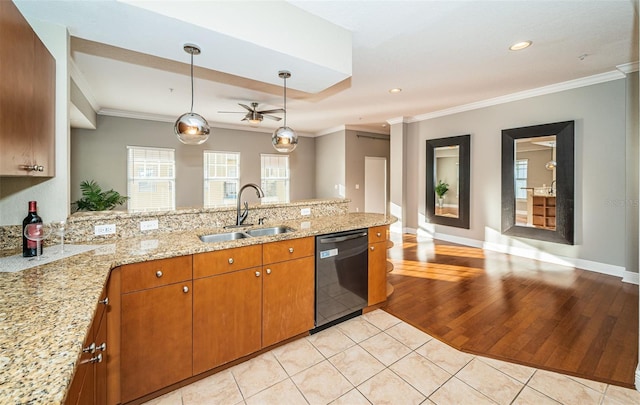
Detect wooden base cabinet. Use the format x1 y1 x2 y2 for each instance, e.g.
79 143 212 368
119 256 193 403
368 226 389 306
193 268 262 375
263 256 315 347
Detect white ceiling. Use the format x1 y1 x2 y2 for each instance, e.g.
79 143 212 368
15 0 639 136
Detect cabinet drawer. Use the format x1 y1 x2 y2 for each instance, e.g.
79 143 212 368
368 225 388 244
194 244 262 278
263 237 314 265
121 256 192 294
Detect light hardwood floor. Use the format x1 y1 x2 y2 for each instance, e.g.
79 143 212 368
383 233 639 389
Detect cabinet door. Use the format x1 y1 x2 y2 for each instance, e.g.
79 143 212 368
368 241 387 305
121 282 193 403
94 310 107 405
193 268 262 375
0 1 34 175
263 256 315 347
31 35 55 177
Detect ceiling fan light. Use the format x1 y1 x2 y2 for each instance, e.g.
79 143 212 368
272 126 298 153
174 112 210 145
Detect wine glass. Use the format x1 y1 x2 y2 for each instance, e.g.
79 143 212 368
51 220 67 254
24 223 50 261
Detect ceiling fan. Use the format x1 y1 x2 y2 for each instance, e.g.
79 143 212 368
218 102 284 124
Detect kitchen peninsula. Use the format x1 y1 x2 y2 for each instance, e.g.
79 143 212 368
0 199 395 404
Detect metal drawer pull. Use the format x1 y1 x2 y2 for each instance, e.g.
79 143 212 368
98 297 109 306
289 247 294 253
21 164 44 172
370 246 375 251
88 354 103 364
183 286 189 293
255 271 261 277
95 342 106 352
228 258 234 264
82 343 96 353
266 268 271 275
156 270 163 278
376 232 381 237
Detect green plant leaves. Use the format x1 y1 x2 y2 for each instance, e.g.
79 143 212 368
72 180 128 211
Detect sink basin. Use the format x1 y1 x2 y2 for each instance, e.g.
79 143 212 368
199 232 250 243
245 226 294 237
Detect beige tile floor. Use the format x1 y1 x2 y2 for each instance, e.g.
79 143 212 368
144 310 640 405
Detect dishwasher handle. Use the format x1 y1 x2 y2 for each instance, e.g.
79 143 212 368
318 231 368 244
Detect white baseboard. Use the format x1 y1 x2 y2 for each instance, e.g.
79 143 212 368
395 230 639 285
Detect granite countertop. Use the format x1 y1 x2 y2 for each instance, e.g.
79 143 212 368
0 212 395 405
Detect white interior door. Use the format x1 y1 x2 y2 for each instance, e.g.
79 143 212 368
365 156 387 214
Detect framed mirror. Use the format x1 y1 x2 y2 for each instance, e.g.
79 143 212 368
501 121 574 244
426 134 470 228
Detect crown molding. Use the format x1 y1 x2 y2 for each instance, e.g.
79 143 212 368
411 70 627 123
386 116 410 125
97 108 314 136
617 61 639 74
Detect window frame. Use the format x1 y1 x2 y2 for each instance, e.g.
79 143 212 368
203 150 241 207
126 145 176 212
260 154 290 204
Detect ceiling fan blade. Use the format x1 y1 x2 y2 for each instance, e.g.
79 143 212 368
258 108 285 115
238 103 254 112
218 111 247 114
263 114 282 121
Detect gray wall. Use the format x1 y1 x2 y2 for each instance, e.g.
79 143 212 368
345 130 391 213
314 130 345 199
411 77 631 269
71 115 316 209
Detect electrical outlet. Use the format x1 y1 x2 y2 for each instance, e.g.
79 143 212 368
300 207 311 216
94 224 116 236
140 219 159 231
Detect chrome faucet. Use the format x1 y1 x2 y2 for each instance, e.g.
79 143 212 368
235 183 264 226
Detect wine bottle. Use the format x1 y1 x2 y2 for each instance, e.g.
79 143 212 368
22 201 43 257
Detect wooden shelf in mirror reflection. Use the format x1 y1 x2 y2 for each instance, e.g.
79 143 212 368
517 194 556 230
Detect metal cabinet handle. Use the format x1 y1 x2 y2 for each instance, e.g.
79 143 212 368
95 342 106 352
370 246 375 251
183 286 189 293
228 258 234 264
82 343 96 353
21 164 44 172
266 268 271 275
98 297 109 306
255 271 261 277
376 232 381 237
156 270 163 278
289 247 294 253
88 353 103 364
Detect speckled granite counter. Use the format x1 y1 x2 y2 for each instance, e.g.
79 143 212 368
0 212 395 405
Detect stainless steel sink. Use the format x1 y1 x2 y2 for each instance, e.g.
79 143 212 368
245 226 294 237
199 232 250 243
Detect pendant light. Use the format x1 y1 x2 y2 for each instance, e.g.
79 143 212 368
174 44 210 145
272 70 298 153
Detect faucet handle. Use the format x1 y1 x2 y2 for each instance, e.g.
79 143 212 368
258 217 267 225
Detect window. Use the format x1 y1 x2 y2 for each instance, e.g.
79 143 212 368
204 151 240 207
514 159 528 199
127 146 175 211
261 154 289 203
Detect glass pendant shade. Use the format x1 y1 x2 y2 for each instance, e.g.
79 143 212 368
545 160 557 170
174 112 210 145
272 126 298 153
174 44 210 145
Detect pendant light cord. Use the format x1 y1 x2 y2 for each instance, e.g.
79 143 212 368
190 51 194 113
283 76 287 127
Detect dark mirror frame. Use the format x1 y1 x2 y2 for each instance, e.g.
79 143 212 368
501 121 574 244
426 134 470 229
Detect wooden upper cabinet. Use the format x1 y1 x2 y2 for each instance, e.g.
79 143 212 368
0 1 55 177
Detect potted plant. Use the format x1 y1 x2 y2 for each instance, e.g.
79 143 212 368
72 180 128 212
435 180 449 208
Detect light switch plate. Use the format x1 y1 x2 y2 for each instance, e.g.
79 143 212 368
140 219 159 231
94 224 116 236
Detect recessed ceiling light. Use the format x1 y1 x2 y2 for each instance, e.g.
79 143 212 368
389 88 402 94
509 41 532 51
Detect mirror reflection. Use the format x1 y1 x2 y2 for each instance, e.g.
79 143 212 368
434 145 460 218
514 136 556 230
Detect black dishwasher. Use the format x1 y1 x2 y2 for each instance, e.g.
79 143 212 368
314 228 368 331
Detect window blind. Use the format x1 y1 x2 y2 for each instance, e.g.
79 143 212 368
204 151 240 207
260 154 290 203
127 146 176 211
